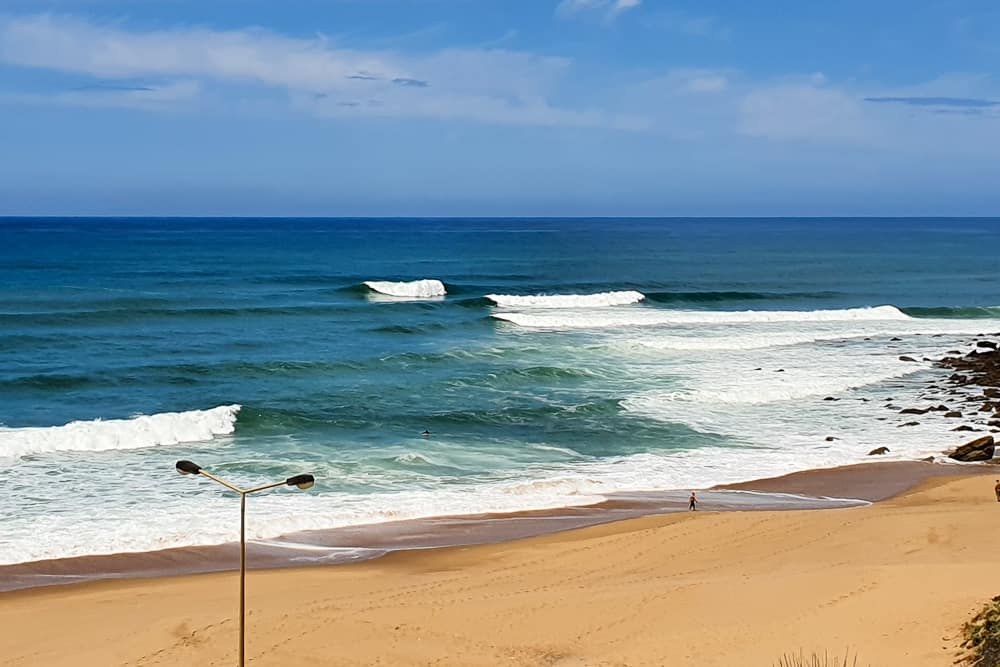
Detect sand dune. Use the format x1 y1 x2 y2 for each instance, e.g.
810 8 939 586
1 470 997 666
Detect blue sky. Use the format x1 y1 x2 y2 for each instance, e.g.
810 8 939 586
1 0 998 216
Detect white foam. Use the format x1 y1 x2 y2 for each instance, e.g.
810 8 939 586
364 279 446 299
617 323 987 352
486 290 645 309
494 305 910 329
0 405 240 459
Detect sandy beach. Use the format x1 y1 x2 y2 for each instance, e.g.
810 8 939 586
2 462 998 666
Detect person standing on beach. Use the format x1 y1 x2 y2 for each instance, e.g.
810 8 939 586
689 491 697 511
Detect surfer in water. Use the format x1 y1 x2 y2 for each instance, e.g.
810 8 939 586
421 430 431 437
689 491 697 511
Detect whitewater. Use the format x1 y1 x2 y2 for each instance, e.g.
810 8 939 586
2 217 1000 566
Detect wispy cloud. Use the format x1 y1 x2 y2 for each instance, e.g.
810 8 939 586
0 13 642 129
1 79 201 110
865 96 998 108
392 77 429 88
642 10 730 39
557 0 642 21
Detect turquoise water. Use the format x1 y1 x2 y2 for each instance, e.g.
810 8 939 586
2 217 999 564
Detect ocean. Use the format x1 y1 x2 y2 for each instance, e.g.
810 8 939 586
2 217 999 566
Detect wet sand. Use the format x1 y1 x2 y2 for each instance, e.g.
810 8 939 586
1 460 975 593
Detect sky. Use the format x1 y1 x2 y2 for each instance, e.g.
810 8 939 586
0 0 999 216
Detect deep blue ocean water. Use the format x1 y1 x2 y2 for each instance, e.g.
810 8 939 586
2 217 999 563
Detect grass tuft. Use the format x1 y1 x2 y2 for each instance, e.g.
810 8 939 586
774 650 863 667
961 595 1000 666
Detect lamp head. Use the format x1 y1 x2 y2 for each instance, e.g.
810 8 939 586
176 460 202 475
286 474 315 490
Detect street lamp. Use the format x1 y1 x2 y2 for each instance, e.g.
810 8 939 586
175 460 315 667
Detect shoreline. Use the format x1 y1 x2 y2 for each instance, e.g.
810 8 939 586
2 465 998 665
2 458 990 594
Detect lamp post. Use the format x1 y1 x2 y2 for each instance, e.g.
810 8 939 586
175 460 315 667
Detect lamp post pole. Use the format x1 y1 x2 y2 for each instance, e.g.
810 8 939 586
240 490 246 667
175 460 315 667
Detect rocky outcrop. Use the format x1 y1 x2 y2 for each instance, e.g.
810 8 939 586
938 346 1000 391
947 436 995 462
868 446 890 455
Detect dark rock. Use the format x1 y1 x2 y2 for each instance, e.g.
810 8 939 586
775 369 784 372
899 407 930 415
825 436 838 442
868 446 890 455
898 421 920 427
921 456 935 462
977 341 998 350
948 350 962 355
947 435 996 462
890 337 902 341
945 411 964 418
753 367 762 371
952 425 977 432
899 356 918 362
823 396 839 401
985 388 1000 398
932 404 950 411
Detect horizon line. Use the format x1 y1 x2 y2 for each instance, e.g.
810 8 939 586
2 215 1000 221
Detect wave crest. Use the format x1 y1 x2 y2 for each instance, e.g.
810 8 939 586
0 405 241 459
486 290 645 309
494 305 910 329
364 279 446 299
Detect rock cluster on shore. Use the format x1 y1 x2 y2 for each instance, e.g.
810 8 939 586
936 339 1000 461
857 336 1000 461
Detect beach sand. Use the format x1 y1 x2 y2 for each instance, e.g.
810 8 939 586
2 462 999 666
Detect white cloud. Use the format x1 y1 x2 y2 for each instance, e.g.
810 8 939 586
0 13 643 129
738 79 868 141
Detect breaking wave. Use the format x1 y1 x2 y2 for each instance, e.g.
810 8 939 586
486 290 645 309
364 279 447 299
0 405 241 459
493 305 911 329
